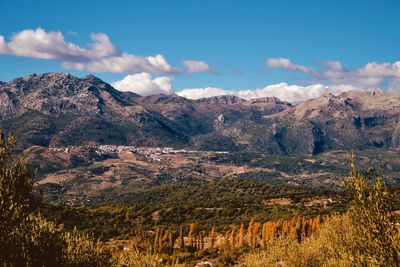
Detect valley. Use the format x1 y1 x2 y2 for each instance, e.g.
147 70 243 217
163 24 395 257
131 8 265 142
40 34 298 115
2 2 400 265
2 72 400 265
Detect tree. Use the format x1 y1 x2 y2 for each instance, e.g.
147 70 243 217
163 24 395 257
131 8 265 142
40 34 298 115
230 225 236 248
261 223 267 247
179 225 185 252
247 218 254 248
188 223 196 248
311 215 320 235
224 230 231 250
346 158 400 266
168 229 173 252
158 227 164 252
0 129 106 266
153 227 160 253
210 227 216 248
252 222 261 248
0 131 36 264
238 224 245 248
199 231 205 250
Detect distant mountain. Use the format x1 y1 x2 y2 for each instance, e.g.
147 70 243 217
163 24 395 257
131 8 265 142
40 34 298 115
221 90 400 155
0 73 292 150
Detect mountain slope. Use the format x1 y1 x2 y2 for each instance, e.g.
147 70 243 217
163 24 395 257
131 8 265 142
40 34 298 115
222 91 400 155
0 73 292 150
2 72 399 155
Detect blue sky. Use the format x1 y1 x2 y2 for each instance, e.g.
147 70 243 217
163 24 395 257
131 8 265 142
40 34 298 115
1 0 400 102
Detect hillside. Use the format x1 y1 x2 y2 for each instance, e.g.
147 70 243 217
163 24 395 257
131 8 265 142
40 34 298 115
0 72 292 150
2 73 400 155
221 91 400 155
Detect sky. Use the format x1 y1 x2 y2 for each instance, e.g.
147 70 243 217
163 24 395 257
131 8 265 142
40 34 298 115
0 0 400 103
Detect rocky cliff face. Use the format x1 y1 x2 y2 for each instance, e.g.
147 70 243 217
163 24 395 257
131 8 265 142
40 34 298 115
226 90 400 155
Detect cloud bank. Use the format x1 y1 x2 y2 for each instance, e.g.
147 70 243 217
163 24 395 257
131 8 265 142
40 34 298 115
111 73 173 96
0 28 180 74
176 58 400 103
114 57 400 103
176 83 359 103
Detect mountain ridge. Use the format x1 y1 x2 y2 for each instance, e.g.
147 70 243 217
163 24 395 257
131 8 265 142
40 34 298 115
0 72 291 150
1 72 399 155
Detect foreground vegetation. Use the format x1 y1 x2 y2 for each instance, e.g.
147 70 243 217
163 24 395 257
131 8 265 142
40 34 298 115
242 160 400 266
1 130 400 266
38 178 344 241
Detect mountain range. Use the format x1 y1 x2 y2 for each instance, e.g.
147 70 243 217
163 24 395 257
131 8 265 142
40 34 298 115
1 72 400 155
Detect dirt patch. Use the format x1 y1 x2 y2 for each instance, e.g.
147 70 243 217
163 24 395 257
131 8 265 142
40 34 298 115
263 198 293 205
303 197 333 207
151 210 160 222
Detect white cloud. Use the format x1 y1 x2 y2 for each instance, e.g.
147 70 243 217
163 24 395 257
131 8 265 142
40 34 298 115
323 60 343 71
177 87 231 99
266 58 311 73
236 83 361 103
63 53 179 74
388 78 400 92
0 36 7 53
0 28 118 61
182 60 214 73
177 83 364 103
111 73 173 96
266 57 400 90
178 57 400 103
0 28 178 74
86 33 120 59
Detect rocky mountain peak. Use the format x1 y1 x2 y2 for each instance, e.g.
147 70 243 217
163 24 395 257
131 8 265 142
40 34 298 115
140 94 192 104
0 72 140 119
82 74 108 86
249 96 292 106
195 95 246 104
